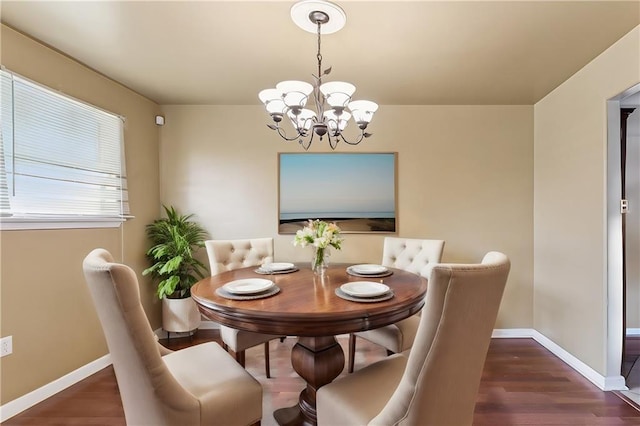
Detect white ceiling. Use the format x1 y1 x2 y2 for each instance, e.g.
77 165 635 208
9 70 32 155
1 1 639 106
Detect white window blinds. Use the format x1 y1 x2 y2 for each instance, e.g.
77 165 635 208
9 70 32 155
0 69 129 221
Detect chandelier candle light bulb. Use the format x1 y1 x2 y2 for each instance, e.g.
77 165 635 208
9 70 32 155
258 0 378 150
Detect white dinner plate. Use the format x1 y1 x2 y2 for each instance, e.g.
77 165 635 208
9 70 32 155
351 264 388 275
340 281 390 298
223 278 275 294
262 262 295 272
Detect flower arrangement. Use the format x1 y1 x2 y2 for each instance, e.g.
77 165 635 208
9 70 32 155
293 219 343 274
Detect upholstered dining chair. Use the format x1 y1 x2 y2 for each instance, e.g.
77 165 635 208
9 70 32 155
205 237 281 378
83 248 262 426
318 251 510 426
348 237 445 373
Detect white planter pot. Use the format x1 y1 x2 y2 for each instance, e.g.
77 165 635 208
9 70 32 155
162 297 201 333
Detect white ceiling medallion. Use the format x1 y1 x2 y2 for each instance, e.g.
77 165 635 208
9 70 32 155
290 0 346 34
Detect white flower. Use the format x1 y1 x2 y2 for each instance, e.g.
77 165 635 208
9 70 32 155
314 236 328 248
292 219 343 251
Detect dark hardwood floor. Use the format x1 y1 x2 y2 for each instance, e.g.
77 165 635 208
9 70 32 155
3 331 639 425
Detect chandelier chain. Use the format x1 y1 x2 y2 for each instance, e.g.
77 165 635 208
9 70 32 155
316 20 323 78
314 20 325 124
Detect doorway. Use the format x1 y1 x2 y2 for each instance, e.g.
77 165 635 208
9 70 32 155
607 84 640 404
621 97 639 396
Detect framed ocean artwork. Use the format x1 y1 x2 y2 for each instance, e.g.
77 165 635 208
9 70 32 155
278 152 397 234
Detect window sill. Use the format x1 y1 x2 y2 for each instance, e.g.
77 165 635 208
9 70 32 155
0 216 132 231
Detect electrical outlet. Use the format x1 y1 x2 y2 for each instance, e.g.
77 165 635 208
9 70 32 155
0 336 13 357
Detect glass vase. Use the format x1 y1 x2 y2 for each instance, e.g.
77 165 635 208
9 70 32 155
312 247 329 276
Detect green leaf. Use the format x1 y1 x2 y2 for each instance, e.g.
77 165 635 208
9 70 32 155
142 264 160 276
144 204 209 298
157 275 180 299
160 255 184 274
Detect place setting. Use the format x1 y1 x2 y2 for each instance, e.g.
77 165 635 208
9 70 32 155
254 262 299 275
335 281 394 303
216 278 281 300
346 263 393 278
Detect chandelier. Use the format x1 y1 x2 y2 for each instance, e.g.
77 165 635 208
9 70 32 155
258 0 378 150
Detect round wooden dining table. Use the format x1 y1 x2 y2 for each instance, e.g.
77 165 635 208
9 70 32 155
190 263 427 426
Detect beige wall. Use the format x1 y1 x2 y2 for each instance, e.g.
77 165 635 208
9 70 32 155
11 15 639 411
159 104 534 330
534 26 640 375
0 25 161 404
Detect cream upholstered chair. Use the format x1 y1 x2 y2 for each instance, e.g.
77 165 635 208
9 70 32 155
348 237 445 373
205 237 281 378
318 252 510 426
82 249 262 426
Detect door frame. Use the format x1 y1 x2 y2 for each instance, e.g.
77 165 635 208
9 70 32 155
606 82 640 388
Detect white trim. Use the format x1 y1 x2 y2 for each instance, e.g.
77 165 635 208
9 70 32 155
531 330 627 391
491 328 533 338
606 84 640 389
0 217 125 230
153 320 220 340
494 329 628 391
198 320 220 330
627 328 640 336
607 98 625 383
0 354 112 422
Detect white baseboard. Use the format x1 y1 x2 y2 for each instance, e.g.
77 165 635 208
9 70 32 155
0 326 628 422
198 320 220 330
0 354 112 423
1 321 221 422
492 328 533 338
153 320 220 339
493 329 627 391
530 330 626 391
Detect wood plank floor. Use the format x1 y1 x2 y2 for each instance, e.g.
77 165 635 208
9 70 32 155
3 331 639 425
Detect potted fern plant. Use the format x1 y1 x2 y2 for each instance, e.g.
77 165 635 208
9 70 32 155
143 205 208 333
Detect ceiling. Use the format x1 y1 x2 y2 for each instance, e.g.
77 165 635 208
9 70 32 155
1 1 639 106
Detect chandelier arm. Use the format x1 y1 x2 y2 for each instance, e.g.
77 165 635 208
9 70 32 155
338 131 366 146
271 123 304 142
300 130 316 151
327 132 338 150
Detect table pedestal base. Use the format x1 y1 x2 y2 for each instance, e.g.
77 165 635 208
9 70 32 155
274 336 345 426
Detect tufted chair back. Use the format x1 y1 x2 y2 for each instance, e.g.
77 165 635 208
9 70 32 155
205 238 274 275
84 248 264 426
83 249 199 425
204 238 279 378
381 237 445 278
370 252 510 426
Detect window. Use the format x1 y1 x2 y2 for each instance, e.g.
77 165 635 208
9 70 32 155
0 69 129 230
